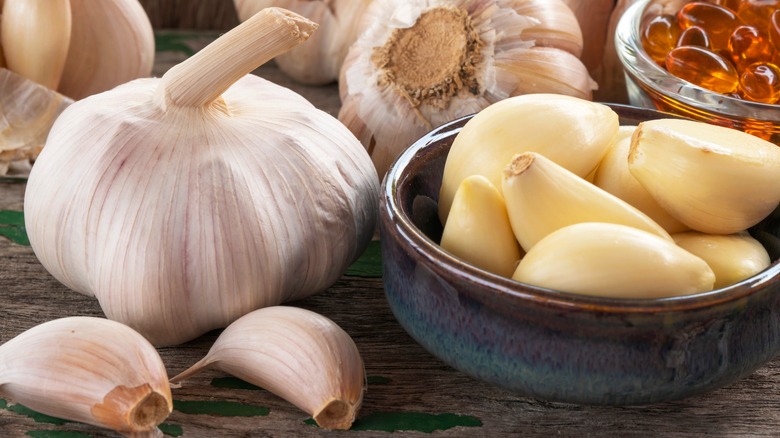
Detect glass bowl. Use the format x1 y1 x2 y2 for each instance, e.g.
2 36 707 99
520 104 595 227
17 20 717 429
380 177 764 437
615 0 780 144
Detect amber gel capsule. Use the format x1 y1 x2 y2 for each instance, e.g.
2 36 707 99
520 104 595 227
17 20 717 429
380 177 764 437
641 14 682 64
739 62 780 103
729 25 775 70
678 2 743 50
666 45 740 93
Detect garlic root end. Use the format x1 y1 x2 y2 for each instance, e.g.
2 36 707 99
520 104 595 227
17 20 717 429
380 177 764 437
313 397 362 430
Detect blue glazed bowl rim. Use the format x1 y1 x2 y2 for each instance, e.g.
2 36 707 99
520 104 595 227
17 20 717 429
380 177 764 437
381 104 780 315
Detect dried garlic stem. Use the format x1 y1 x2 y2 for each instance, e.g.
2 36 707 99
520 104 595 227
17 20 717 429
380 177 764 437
157 7 318 108
0 317 172 435
0 0 71 89
171 306 365 430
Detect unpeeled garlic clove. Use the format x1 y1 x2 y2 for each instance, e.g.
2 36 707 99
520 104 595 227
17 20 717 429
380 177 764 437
440 175 523 278
57 0 154 100
594 125 689 233
502 152 672 251
513 222 716 298
439 94 618 223
1 0 72 89
496 46 597 100
628 119 780 234
512 0 584 57
0 317 172 436
171 306 364 430
0 67 74 171
0 15 5 68
672 231 771 289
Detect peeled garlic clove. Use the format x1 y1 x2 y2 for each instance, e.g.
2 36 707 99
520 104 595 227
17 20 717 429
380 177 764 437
1 0 72 89
338 0 596 180
628 119 780 234
440 175 523 278
57 0 154 100
171 306 364 430
0 68 74 168
513 222 716 298
673 231 771 289
503 152 671 251
25 9 379 346
0 317 172 436
512 0 584 57
235 0 372 85
439 94 618 222
594 125 689 233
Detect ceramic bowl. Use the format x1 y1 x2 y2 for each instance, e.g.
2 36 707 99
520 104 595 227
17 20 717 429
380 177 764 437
379 104 780 405
615 0 780 145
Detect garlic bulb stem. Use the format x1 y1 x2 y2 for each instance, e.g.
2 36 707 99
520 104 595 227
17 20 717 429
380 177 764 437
0 317 172 435
1 0 72 89
157 7 317 108
171 306 365 430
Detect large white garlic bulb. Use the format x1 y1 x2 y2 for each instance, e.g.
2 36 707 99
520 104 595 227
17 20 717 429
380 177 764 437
338 0 596 179
24 8 379 346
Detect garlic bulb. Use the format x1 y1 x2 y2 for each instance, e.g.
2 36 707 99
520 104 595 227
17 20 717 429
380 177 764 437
338 0 596 179
234 0 373 85
171 306 365 430
0 0 154 99
502 152 671 251
440 175 523 277
0 68 73 175
24 8 380 346
0 317 172 436
628 119 780 234
513 222 716 298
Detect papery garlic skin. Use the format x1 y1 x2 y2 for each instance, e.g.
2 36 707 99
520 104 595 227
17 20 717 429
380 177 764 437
438 94 618 222
338 0 596 179
628 119 780 235
673 231 771 289
513 222 716 298
171 306 365 430
0 317 172 435
235 0 373 85
24 9 379 346
57 0 155 100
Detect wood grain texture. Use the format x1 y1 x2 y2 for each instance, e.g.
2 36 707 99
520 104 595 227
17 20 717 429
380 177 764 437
3 31 780 438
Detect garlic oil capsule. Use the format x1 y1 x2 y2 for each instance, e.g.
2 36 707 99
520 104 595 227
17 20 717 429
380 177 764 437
512 222 715 298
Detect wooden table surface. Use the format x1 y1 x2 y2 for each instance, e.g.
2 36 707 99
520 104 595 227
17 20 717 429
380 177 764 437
3 32 780 438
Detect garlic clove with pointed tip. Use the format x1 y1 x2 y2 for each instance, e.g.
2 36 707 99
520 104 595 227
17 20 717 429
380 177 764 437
0 317 172 436
440 175 523 278
513 0 584 57
512 222 715 298
171 306 364 431
502 152 672 251
593 125 689 234
438 94 618 223
0 0 72 90
628 119 780 234
672 231 771 289
56 0 155 100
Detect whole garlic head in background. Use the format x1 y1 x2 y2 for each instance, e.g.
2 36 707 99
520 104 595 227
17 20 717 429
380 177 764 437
338 0 596 179
24 9 380 346
234 0 374 85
